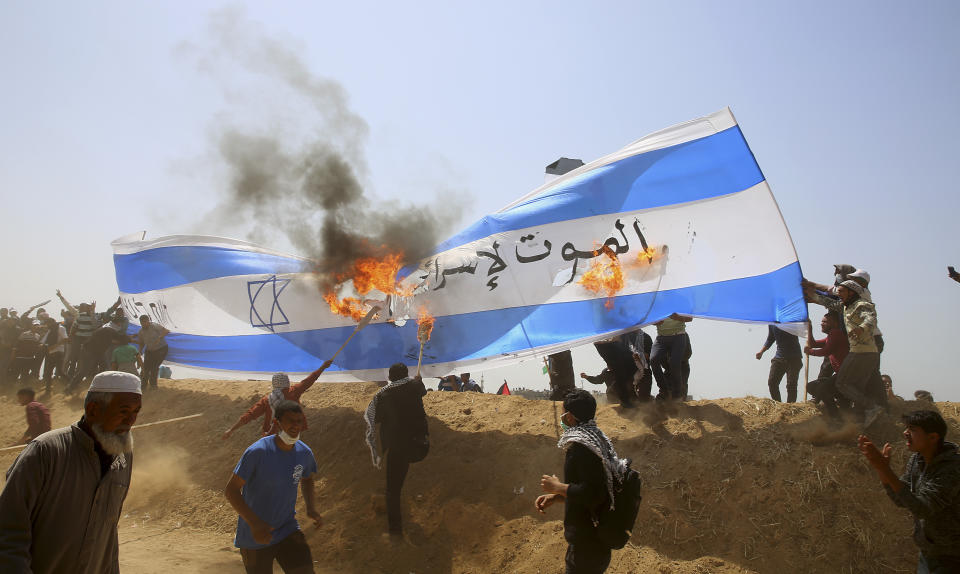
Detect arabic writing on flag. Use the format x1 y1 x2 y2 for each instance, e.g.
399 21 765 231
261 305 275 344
112 108 806 380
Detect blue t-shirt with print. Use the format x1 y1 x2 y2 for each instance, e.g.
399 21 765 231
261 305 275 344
233 435 317 549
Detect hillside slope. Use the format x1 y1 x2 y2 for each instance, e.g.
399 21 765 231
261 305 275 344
1 380 956 574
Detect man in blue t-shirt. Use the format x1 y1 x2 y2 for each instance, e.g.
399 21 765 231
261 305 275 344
225 400 321 574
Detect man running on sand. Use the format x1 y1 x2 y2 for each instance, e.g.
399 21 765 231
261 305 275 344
225 400 322 574
222 360 332 440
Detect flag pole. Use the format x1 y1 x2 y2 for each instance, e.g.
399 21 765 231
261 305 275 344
328 306 380 362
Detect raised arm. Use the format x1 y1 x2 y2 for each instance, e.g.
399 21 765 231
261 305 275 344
56 290 78 317
293 360 334 395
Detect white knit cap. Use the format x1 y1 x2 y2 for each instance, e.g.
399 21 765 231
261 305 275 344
88 371 142 394
848 269 871 286
272 373 290 389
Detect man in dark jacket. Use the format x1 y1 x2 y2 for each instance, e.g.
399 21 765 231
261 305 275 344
858 410 960 572
363 363 428 537
537 389 627 574
756 324 803 402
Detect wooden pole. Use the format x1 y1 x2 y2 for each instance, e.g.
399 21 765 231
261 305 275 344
329 306 381 363
803 353 810 402
416 339 425 377
0 413 204 453
328 329 359 362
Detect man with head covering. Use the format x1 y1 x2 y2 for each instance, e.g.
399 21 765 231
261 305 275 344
808 279 883 427
364 363 428 537
0 371 142 573
537 389 628 574
222 360 333 440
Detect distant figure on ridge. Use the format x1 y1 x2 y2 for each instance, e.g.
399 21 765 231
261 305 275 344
459 372 481 392
137 314 169 391
756 324 803 403
15 387 51 445
650 314 693 401
804 311 849 421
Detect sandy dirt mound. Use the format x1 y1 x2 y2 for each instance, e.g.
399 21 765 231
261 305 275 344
1 380 957 573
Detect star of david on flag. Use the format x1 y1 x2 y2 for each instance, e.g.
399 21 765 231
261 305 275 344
248 275 290 332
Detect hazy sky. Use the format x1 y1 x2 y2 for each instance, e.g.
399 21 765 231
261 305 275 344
2 1 958 400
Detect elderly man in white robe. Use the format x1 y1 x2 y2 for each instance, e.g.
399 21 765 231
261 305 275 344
0 371 142 574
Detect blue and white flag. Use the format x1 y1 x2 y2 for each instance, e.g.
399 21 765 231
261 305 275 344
112 108 806 380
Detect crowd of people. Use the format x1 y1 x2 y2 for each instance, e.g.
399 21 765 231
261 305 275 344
1 265 958 574
0 291 170 396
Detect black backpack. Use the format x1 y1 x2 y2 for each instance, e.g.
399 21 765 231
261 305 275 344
595 460 643 549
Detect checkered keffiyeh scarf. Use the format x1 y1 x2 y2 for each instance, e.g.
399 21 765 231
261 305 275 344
364 377 416 469
558 420 628 510
268 373 290 422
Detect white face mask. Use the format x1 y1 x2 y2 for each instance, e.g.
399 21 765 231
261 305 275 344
277 429 300 445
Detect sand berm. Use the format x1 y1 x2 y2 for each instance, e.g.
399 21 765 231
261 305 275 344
2 379 957 573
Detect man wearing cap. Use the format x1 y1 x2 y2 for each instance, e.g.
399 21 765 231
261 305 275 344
222 360 333 440
808 279 883 427
0 371 142 573
537 389 627 574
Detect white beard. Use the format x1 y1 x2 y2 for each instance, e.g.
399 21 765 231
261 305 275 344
90 423 134 456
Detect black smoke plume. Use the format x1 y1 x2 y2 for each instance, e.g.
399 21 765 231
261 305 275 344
192 7 465 284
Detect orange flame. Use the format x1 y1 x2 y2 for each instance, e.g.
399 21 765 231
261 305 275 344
324 252 415 321
416 307 435 342
350 254 407 296
636 246 657 264
323 293 368 322
578 245 624 310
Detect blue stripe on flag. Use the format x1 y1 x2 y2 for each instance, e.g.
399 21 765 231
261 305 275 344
115 125 763 293
114 246 308 293
431 125 764 255
160 262 804 372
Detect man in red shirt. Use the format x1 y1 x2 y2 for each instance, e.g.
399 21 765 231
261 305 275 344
222 360 332 440
16 388 51 444
804 311 850 421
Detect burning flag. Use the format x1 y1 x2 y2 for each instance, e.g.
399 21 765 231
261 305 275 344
112 108 806 379
578 245 624 309
323 253 413 321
